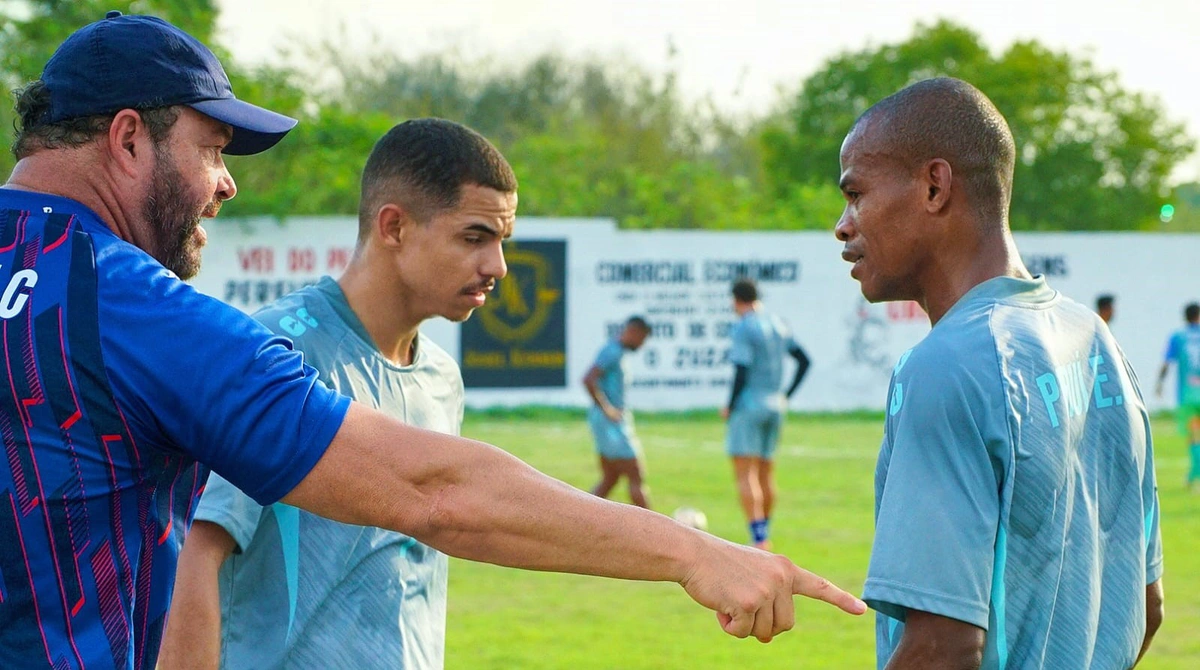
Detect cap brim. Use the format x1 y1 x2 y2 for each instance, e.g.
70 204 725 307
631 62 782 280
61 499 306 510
188 98 298 156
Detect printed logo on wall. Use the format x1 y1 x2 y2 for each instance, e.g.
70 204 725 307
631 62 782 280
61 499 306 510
462 240 568 388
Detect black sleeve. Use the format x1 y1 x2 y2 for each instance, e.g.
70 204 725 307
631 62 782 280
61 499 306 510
785 344 810 398
727 364 749 411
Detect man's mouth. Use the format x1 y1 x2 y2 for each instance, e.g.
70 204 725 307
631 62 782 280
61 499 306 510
462 283 495 305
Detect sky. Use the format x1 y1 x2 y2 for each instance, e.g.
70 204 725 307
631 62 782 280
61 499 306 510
217 0 1200 181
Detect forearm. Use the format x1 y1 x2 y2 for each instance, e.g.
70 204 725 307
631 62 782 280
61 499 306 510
284 403 698 581
584 379 617 414
786 348 810 397
158 522 233 670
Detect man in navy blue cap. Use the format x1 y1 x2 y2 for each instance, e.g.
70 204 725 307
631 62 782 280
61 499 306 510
0 12 864 670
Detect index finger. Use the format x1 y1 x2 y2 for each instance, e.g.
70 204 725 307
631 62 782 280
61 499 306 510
792 567 867 615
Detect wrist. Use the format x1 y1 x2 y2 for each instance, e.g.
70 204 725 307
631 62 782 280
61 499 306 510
671 523 709 585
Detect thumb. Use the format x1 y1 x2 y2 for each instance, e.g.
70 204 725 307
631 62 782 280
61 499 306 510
718 610 753 638
792 568 867 615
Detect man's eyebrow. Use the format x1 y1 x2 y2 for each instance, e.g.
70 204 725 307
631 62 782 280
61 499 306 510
466 222 501 237
217 124 234 143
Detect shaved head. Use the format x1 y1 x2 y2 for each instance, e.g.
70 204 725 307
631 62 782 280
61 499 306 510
848 77 1016 226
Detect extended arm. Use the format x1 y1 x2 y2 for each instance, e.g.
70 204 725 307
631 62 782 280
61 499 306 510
785 344 811 398
1135 579 1164 666
158 521 238 670
583 365 621 422
282 403 865 639
883 610 985 670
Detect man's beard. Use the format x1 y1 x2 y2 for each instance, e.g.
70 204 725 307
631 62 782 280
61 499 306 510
144 150 215 280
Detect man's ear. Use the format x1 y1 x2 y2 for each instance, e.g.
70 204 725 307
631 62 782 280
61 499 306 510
924 158 953 214
374 203 414 250
106 109 153 178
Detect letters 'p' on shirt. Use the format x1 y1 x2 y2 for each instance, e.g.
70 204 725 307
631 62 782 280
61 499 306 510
866 276 1162 670
0 189 350 670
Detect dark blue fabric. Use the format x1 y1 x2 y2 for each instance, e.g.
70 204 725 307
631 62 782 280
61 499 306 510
0 188 349 669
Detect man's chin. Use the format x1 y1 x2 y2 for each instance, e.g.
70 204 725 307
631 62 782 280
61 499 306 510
442 307 477 323
171 249 204 280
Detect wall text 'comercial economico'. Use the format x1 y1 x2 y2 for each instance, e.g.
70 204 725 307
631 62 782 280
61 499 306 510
595 260 801 285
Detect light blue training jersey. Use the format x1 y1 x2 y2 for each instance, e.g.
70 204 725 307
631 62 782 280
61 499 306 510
590 339 628 410
728 309 798 415
1163 324 1200 406
193 277 464 669
866 276 1162 670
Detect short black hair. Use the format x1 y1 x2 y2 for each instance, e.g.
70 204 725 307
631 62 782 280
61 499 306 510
626 315 651 332
357 118 518 242
1186 303 1199 323
732 277 758 303
1096 295 1114 311
11 79 179 159
851 77 1016 227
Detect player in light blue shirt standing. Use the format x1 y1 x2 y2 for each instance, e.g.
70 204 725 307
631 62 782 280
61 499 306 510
836 78 1163 669
584 316 653 508
1156 302 1200 490
722 278 810 549
160 119 514 669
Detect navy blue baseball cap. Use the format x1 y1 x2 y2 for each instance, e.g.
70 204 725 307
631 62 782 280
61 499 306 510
40 11 297 155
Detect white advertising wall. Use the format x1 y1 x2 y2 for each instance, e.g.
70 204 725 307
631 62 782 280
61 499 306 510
193 216 1199 412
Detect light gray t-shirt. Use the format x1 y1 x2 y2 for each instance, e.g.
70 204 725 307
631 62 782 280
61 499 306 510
728 309 798 415
193 276 465 670
866 276 1162 669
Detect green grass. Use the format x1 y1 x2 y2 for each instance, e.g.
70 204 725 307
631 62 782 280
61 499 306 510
446 413 1200 669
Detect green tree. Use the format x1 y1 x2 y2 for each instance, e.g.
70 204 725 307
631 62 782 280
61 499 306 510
762 20 1196 230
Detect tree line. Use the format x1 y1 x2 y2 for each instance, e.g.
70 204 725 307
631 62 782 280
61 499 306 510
2 1 1195 230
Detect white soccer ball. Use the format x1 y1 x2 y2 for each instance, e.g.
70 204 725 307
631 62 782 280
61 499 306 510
672 506 708 531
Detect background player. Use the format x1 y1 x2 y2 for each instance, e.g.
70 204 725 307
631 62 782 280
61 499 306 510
721 278 810 549
1157 301 1200 491
160 119 508 669
583 316 653 509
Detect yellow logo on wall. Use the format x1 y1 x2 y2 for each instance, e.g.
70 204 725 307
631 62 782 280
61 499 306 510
477 246 562 344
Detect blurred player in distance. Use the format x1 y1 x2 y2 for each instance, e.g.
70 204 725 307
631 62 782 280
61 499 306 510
583 316 654 509
837 77 1162 669
1156 301 1200 491
0 13 867 668
160 118 509 669
1096 294 1115 325
721 278 810 549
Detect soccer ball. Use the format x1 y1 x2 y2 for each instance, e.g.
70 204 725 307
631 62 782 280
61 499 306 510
672 506 708 531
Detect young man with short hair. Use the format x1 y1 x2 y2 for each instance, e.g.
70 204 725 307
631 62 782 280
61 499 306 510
159 118 512 669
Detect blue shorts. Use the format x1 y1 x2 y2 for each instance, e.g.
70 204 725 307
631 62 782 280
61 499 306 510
588 409 642 460
726 408 782 460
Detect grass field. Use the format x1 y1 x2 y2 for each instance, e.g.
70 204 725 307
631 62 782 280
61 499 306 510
445 410 1200 669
